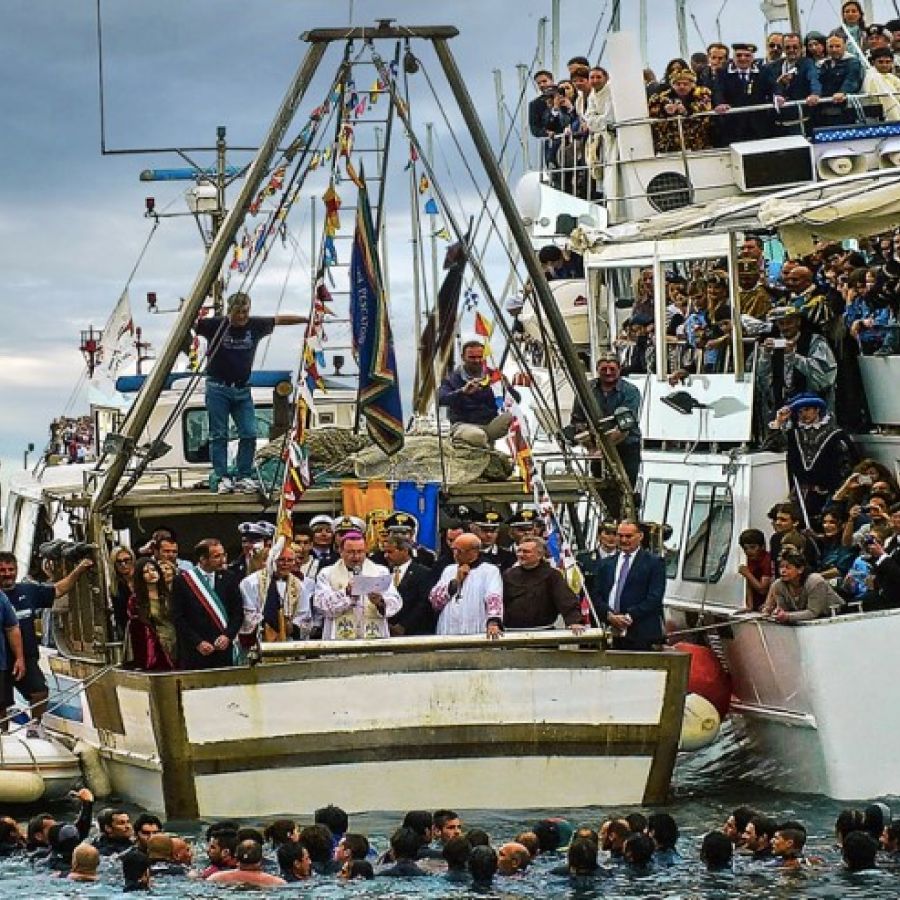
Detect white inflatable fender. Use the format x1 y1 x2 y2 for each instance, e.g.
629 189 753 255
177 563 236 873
73 740 112 799
679 692 721 752
0 770 45 804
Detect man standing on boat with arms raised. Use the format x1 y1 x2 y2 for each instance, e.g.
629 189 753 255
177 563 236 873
195 292 306 494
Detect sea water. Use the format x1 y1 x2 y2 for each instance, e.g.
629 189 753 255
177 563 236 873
2 726 898 898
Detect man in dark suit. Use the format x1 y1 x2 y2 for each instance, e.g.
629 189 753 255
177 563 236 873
713 42 775 142
591 521 666 651
383 535 436 636
171 538 243 669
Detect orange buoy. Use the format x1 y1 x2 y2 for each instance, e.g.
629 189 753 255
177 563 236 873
672 641 732 719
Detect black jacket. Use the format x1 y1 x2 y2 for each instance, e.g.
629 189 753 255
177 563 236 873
171 568 242 669
389 562 437 635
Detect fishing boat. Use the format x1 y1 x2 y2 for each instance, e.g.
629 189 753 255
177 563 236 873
513 21 900 800
1 22 695 819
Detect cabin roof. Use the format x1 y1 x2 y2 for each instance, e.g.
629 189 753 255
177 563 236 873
577 168 900 258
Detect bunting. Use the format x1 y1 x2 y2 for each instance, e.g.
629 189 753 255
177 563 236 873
349 178 405 455
474 311 494 360
275 279 332 539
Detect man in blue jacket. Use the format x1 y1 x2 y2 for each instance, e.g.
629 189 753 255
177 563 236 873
768 32 821 134
591 521 665 651
818 33 863 126
438 340 517 448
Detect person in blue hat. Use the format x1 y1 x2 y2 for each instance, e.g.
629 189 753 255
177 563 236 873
769 392 858 521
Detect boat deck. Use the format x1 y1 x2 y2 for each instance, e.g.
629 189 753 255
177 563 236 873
109 474 592 518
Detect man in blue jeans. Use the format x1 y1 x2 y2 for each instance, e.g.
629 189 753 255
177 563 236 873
196 292 306 493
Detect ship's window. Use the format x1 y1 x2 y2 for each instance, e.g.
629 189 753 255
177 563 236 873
317 411 335 425
683 482 734 584
642 480 688 579
182 406 274 464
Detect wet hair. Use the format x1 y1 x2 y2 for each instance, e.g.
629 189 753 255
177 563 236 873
842 830 878 871
206 819 240 840
739 528 766 548
341 833 369 861
264 819 296 847
647 812 679 850
515 831 539 857
346 859 374 879
574 827 599 846
210 830 238 858
701 831 733 869
235 838 263 866
390 827 422 862
835 809 865 843
748 814 778 842
299 824 333 864
728 806 758 839
401 810 433 842
277 841 308 875
315 804 348 837
625 812 648 835
235 827 264 846
533 819 561 852
0 819 22 846
121 849 150 883
624 833 655 866
443 836 472 870
466 827 491 848
567 836 599 873
433 809 459 830
776 827 806 852
468 845 498 884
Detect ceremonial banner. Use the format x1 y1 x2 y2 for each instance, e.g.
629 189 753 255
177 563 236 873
349 182 405 454
412 238 468 414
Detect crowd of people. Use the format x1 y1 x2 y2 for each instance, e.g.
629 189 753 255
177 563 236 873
529 3 900 164
46 415 95 466
97 499 668 679
3 792 899 889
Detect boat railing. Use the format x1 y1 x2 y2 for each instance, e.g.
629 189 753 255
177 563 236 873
532 90 900 210
260 628 609 660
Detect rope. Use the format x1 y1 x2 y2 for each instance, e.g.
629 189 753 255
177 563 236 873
1 662 118 735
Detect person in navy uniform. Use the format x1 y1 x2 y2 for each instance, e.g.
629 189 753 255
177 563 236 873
473 511 516 571
228 521 276 581
713 42 775 142
195 292 307 495
378 512 436 569
591 521 666 651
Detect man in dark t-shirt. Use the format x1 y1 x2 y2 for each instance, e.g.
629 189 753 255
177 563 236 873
195 292 306 494
0 551 92 736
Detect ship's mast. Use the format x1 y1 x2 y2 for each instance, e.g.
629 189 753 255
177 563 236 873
88 21 636 532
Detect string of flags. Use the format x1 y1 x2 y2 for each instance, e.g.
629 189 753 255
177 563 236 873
275 279 334 539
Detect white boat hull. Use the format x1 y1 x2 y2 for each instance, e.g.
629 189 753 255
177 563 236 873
724 610 900 800
44 633 689 818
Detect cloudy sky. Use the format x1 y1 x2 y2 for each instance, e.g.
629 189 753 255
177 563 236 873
0 0 884 482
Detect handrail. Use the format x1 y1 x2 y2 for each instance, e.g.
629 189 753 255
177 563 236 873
608 90 900 130
260 628 608 659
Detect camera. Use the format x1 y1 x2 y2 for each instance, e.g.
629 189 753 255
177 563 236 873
771 338 787 349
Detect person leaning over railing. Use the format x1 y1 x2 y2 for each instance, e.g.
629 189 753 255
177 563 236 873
761 548 845 622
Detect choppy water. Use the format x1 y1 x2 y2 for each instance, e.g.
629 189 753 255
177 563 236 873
5 724 899 898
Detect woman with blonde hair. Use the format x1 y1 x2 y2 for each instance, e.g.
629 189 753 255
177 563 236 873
108 545 134 639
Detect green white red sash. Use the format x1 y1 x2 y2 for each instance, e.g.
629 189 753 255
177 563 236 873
183 567 229 632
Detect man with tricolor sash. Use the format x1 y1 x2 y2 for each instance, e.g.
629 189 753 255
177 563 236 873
171 539 243 669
